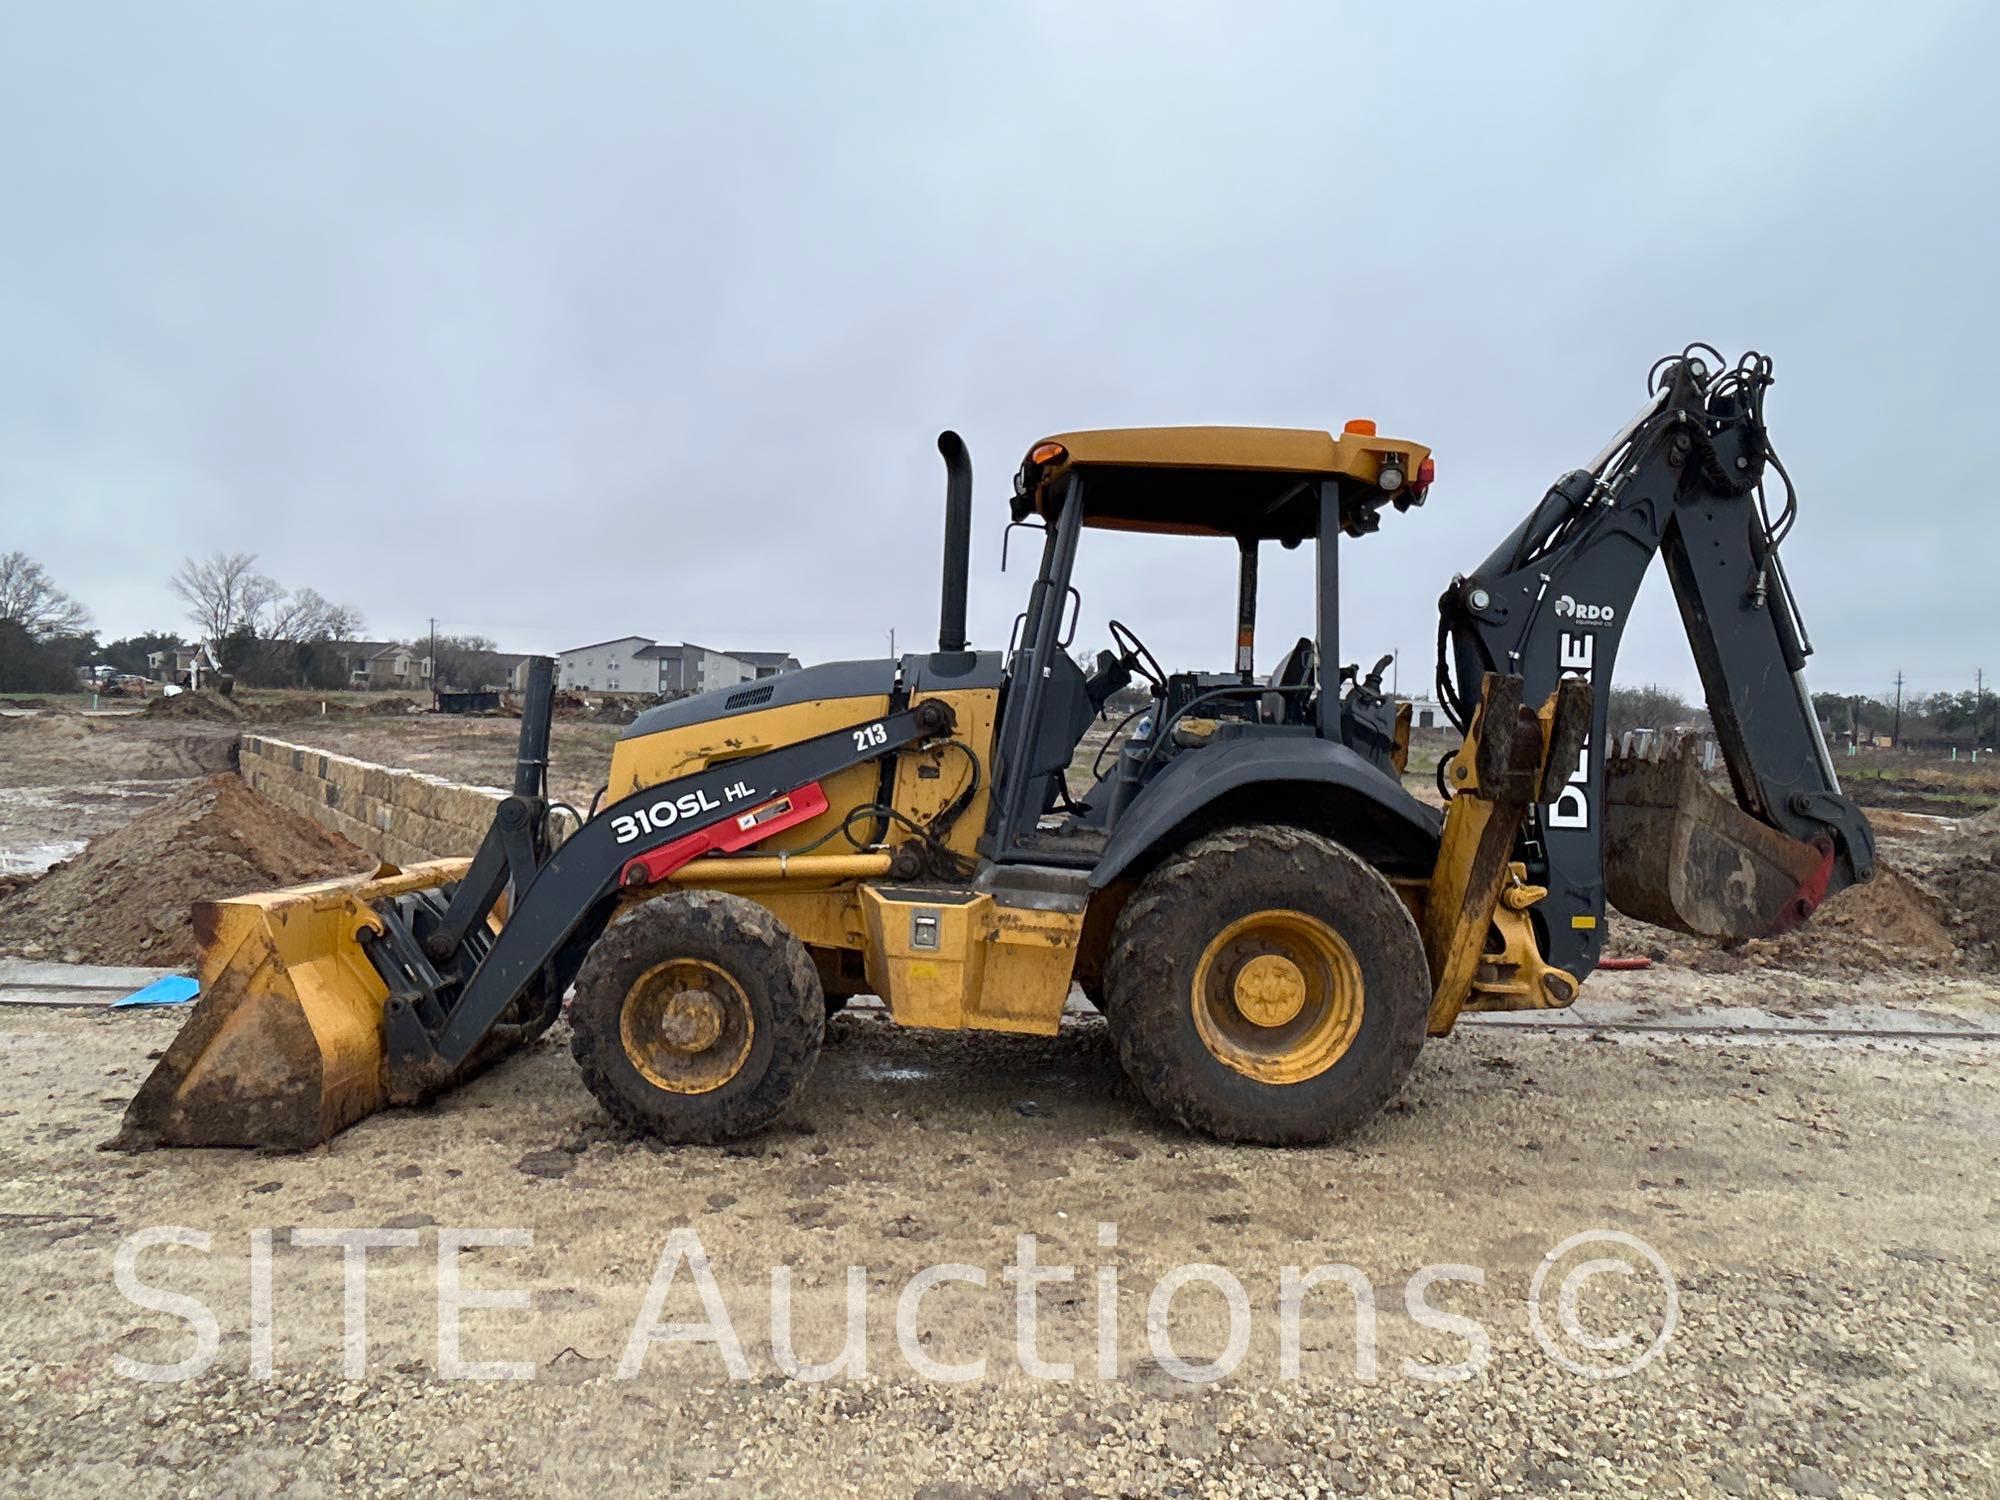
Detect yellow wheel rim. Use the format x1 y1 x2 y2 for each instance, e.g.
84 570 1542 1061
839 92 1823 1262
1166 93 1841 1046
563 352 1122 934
1191 909 1364 1084
619 958 755 1095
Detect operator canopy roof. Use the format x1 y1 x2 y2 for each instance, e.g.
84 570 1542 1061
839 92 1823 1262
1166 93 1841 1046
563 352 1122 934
1012 424 1433 543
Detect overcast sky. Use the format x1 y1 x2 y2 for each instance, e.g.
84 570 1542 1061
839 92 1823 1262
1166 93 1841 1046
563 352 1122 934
3 3 1993 702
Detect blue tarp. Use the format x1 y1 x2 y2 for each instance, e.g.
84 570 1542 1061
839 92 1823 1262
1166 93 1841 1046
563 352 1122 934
112 974 200 1008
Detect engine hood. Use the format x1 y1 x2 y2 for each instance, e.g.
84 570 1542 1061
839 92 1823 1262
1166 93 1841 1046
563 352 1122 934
621 659 898 740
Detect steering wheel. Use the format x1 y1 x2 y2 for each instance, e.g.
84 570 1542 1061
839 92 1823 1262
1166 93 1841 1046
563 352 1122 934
1107 618 1166 689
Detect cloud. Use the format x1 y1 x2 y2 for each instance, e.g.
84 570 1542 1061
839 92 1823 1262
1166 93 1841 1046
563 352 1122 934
1 2 1990 703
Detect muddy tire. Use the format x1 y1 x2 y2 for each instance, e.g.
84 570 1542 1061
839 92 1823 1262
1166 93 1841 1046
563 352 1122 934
1104 825 1429 1145
570 891 824 1143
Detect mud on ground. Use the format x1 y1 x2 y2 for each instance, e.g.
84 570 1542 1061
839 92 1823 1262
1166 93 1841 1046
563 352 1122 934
0 774 373 965
0 714 244 879
1835 757 2000 820
0 711 239 787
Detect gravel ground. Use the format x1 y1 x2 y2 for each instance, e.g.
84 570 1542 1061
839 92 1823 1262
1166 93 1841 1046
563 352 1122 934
2 717 1996 1495
2 989 1994 1498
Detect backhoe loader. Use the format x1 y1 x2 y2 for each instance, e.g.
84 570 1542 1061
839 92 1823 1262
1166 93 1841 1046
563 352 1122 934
119 345 1873 1150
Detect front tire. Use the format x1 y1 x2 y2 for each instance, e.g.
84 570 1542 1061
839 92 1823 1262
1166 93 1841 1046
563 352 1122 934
1105 826 1429 1145
570 891 824 1143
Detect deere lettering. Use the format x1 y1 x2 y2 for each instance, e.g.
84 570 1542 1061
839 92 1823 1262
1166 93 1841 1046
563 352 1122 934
1545 630 1594 829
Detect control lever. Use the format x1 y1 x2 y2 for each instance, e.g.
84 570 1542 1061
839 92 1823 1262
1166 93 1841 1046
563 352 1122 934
1084 648 1133 712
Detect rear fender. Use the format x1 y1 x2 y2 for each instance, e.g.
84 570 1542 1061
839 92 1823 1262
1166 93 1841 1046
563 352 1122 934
1088 738 1442 890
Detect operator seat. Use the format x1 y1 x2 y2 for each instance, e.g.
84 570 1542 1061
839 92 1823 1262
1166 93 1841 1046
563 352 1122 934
1001 647 1096 818
1263 636 1317 724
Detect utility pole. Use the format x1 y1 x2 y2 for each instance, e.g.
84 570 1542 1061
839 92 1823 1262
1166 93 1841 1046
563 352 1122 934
1892 670 1903 747
1980 666 1988 748
888 627 896 659
1392 648 1399 697
429 616 438 710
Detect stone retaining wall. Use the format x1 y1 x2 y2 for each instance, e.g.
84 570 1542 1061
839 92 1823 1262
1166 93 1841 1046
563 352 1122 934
239 734 516 867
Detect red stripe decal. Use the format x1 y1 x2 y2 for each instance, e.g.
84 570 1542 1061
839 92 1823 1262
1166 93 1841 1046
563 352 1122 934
618 782 830 889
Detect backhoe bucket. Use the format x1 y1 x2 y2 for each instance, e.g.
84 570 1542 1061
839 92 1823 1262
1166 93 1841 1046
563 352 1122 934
1604 739 1829 940
113 859 472 1151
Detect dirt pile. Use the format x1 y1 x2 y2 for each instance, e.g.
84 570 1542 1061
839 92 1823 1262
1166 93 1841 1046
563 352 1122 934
144 691 241 722
0 773 374 965
1926 809 2000 964
364 696 420 716
1735 868 1960 975
1609 807 1997 978
0 713 238 784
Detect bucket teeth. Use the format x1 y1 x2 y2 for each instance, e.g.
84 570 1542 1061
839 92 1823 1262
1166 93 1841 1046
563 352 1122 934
1603 736 1828 940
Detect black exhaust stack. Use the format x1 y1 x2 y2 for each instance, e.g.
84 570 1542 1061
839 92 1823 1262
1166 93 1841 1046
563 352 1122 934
937 431 972 654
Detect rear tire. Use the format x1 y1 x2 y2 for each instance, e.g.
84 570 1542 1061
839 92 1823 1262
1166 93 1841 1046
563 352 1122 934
570 891 824 1143
1105 825 1429 1145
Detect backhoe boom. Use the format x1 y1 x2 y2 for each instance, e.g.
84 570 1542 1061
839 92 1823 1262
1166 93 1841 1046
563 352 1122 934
1438 349 1874 978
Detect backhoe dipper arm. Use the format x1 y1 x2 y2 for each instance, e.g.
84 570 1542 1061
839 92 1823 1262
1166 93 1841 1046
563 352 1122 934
1436 350 1875 979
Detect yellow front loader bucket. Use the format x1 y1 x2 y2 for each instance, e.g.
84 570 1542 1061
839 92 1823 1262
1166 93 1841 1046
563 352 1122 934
113 860 472 1151
1604 738 1830 939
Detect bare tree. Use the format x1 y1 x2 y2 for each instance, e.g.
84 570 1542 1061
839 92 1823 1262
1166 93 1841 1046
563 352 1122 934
234 586 367 687
1606 684 1705 739
0 551 92 640
263 586 364 646
170 552 278 645
322 600 365 641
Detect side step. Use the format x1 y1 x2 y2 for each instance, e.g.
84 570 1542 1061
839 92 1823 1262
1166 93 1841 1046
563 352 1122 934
973 861 1092 912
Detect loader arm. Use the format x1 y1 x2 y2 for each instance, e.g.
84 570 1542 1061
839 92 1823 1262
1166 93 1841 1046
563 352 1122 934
1437 348 1875 979
118 678 959 1148
371 691 957 1099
